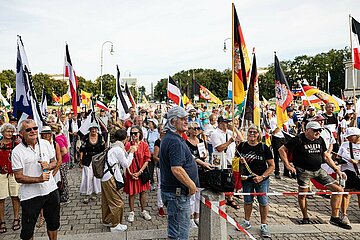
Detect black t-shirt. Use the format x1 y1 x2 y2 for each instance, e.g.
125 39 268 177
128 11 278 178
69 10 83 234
302 113 315 126
80 134 106 167
284 133 327 171
236 142 273 178
322 113 338 126
186 139 205 160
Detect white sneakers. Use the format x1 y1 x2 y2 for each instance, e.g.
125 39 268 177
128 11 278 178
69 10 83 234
127 211 135 222
140 210 152 221
127 210 152 222
110 223 128 232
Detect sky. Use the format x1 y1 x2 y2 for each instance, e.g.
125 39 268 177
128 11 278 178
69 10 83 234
0 0 359 94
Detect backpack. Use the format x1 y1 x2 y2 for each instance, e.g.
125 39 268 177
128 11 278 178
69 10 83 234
92 148 109 178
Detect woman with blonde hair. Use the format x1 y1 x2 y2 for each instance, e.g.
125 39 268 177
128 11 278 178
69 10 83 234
236 125 275 238
0 123 21 233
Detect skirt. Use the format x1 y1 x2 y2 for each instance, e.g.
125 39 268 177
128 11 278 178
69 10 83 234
80 165 101 195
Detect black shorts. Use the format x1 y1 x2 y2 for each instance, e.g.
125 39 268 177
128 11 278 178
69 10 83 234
20 190 60 240
344 170 360 190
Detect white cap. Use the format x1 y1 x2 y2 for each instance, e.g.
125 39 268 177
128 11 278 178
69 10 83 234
306 121 323 130
344 127 360 138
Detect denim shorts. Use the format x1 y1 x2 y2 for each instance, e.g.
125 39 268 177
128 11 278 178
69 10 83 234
242 178 270 206
296 167 336 189
161 191 191 240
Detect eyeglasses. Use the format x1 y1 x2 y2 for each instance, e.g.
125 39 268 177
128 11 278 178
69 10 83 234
312 129 322 133
190 127 201 131
130 132 139 135
25 126 38 132
248 131 259 134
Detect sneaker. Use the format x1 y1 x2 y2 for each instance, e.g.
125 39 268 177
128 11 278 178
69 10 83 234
260 224 271 238
190 219 198 228
329 216 352 230
140 210 151 221
83 198 89 204
127 211 135 222
341 215 350 225
240 220 251 230
275 174 281 179
110 223 128 232
158 207 165 217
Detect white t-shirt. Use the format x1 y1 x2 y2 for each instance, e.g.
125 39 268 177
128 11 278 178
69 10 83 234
102 144 133 182
204 124 217 144
211 128 235 165
11 139 58 201
338 141 360 173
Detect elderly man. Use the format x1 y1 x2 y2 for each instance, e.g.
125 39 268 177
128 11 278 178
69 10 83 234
278 121 350 229
11 119 60 240
160 106 199 240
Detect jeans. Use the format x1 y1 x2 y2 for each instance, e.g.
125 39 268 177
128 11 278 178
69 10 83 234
161 191 191 240
242 178 270 206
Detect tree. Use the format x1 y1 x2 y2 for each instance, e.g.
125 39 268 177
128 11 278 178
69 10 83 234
0 70 16 98
94 74 116 103
154 78 167 102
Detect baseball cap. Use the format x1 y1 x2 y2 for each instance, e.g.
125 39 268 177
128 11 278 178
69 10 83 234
306 121 323 130
308 106 316 111
166 106 188 119
344 127 360 138
217 116 232 123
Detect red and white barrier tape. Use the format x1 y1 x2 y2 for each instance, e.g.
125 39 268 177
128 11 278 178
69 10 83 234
200 196 256 240
229 191 360 196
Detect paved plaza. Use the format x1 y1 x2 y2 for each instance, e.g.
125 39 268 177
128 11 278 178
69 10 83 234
1 166 360 239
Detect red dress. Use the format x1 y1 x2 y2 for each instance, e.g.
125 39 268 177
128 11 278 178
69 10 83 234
124 141 151 195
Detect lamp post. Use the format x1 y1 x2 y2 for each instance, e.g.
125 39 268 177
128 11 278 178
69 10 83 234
223 38 231 52
100 41 114 100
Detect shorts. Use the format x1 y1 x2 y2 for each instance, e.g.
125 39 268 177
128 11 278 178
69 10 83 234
344 170 360 190
242 178 270 206
0 173 19 199
20 190 60 240
296 167 336 189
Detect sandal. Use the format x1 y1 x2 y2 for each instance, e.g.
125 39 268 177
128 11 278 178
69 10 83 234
36 217 45 228
12 219 21 231
301 218 310 224
0 222 6 234
226 200 240 210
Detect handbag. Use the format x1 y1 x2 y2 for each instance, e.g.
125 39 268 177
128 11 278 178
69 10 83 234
206 168 234 192
134 153 151 184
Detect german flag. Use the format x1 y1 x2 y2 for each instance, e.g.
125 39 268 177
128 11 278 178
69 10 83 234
232 3 250 105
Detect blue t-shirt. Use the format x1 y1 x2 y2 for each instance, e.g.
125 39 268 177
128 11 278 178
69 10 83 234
160 131 199 195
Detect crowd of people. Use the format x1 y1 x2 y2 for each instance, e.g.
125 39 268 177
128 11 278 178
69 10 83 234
0 99 359 239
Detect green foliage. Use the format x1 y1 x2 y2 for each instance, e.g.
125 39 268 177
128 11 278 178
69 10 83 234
154 78 167 102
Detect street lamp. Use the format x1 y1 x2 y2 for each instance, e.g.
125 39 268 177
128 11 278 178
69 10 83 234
223 38 231 52
100 41 114 100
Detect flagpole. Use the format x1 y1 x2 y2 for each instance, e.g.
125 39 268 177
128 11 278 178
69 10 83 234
231 3 235 135
115 65 119 122
298 81 315 107
349 14 358 127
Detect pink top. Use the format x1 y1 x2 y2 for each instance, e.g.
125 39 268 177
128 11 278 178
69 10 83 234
55 134 70 164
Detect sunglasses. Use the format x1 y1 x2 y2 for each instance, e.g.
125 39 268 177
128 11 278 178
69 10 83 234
130 132 139 135
248 131 259 134
190 127 201 131
25 126 38 132
312 129 322 133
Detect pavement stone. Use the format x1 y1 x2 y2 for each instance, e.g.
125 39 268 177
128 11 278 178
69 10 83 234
1 165 360 239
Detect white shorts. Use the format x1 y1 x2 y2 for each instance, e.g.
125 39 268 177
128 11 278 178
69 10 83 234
0 173 20 199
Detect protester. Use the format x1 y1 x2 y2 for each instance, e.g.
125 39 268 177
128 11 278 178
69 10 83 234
152 124 165 217
301 106 316 132
124 125 152 222
101 129 136 232
204 113 217 161
278 121 351 229
186 121 212 228
52 124 70 203
98 109 109 144
79 123 105 204
337 127 360 227
68 113 81 167
160 106 198 240
12 119 60 240
0 123 21 233
146 118 160 191
124 107 136 130
236 125 274 238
